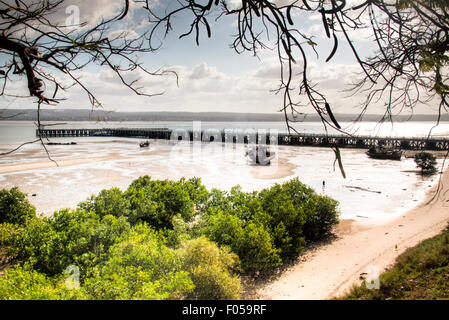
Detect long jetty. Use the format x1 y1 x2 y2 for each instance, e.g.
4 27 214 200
36 127 449 151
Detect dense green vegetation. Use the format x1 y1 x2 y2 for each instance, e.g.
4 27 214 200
0 176 339 300
340 224 449 300
0 187 36 225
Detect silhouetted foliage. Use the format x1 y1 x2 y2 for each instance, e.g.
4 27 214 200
0 0 170 106
145 0 449 130
414 152 438 175
2 1 448 133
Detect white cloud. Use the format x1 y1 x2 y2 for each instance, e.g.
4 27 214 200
2 54 438 117
33 60 283 113
0 1 435 116
189 63 225 80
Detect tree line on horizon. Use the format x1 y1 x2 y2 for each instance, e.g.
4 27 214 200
2 108 448 123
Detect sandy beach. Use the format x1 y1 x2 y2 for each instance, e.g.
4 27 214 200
1 138 442 221
253 167 449 300
0 153 130 174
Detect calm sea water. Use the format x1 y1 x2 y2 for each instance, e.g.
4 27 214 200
1 120 449 143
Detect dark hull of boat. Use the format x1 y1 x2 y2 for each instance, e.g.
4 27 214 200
246 147 275 165
366 151 402 160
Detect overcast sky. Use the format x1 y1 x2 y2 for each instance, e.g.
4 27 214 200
0 0 442 116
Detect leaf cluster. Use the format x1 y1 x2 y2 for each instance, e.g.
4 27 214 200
0 176 339 299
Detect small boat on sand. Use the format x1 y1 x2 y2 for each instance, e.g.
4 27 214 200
246 145 275 165
139 141 150 148
46 142 77 145
366 146 402 160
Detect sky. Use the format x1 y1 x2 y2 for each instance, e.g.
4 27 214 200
0 0 442 116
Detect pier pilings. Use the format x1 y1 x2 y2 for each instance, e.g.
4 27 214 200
36 128 449 151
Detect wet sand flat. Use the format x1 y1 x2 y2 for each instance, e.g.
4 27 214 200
0 139 445 221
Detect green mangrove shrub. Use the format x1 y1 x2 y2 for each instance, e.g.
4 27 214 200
0 264 85 300
178 236 242 300
0 187 36 225
0 175 339 300
82 225 194 300
5 209 130 277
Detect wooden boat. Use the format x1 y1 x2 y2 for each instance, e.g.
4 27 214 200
246 145 275 165
366 147 402 160
139 141 150 148
46 142 77 145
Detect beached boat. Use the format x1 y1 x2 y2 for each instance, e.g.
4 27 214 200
139 141 150 148
366 147 402 160
246 145 275 165
46 142 77 145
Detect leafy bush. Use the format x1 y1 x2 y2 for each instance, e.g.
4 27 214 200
200 210 245 246
8 209 130 277
161 215 190 248
201 188 233 215
125 176 195 228
202 187 262 222
200 211 280 272
257 179 339 259
0 222 21 267
79 187 131 219
84 265 194 300
178 237 241 300
0 187 36 225
4 216 57 272
302 195 340 242
82 225 194 300
0 176 340 300
0 264 85 300
178 177 210 208
104 225 181 276
414 152 438 175
199 188 281 271
0 222 18 247
235 221 281 272
79 177 205 230
198 179 338 270
258 181 308 259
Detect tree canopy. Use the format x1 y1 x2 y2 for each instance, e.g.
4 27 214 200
0 176 339 299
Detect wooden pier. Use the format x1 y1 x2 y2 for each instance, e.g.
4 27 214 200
36 127 449 151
